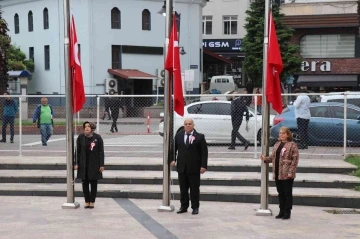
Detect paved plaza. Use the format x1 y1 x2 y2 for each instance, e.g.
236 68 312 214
0 196 359 239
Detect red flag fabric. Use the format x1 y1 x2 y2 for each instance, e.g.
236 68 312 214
266 11 283 114
70 15 85 113
164 14 184 116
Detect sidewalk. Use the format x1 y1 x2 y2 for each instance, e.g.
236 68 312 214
0 196 359 239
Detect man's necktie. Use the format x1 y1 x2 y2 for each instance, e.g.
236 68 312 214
186 134 191 146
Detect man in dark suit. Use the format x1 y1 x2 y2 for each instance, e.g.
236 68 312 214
228 92 250 150
102 93 111 120
170 118 208 215
109 92 123 133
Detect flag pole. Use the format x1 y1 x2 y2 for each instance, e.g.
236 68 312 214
158 0 175 212
62 0 79 209
256 0 272 216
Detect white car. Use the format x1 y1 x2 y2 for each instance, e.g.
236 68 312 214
158 100 275 144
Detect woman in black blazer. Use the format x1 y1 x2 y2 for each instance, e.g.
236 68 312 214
74 122 104 209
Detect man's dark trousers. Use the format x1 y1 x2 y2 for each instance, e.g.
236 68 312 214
2 116 15 141
230 120 248 147
178 167 200 209
297 118 309 148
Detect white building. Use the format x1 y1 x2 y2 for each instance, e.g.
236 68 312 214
1 0 207 95
201 0 251 85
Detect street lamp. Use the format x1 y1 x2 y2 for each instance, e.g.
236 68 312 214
180 47 186 55
157 1 166 16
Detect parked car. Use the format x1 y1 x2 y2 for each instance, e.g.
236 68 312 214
270 102 360 146
320 92 360 108
159 100 275 144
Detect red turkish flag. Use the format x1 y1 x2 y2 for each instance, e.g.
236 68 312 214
70 15 85 113
164 14 184 116
266 11 283 114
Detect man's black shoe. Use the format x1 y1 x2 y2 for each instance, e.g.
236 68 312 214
275 211 284 219
192 208 199 215
282 211 291 220
177 207 188 214
228 146 235 150
10 140 14 143
244 142 250 150
0 139 5 143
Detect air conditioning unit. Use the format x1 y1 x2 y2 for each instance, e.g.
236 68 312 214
105 78 118 95
157 68 165 87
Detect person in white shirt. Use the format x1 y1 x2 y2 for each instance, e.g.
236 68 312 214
293 89 311 149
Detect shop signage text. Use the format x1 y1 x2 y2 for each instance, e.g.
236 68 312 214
301 61 331 72
203 39 242 52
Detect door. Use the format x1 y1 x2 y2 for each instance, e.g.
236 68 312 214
217 103 256 143
308 105 335 146
330 105 360 146
186 102 222 140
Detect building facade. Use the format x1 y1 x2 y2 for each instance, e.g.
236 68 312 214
201 0 251 88
281 0 360 92
2 0 206 95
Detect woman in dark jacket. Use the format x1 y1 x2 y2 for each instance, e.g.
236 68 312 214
74 121 104 209
260 127 299 220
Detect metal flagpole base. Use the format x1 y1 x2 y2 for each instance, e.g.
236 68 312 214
256 209 272 216
62 202 80 209
158 205 175 212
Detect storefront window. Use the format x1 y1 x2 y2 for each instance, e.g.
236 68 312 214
300 34 355 58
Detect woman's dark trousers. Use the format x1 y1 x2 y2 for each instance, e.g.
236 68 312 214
275 178 294 214
82 179 98 203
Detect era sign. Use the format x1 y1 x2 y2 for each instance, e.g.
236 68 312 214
301 61 331 72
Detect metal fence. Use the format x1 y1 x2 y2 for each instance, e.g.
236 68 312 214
1 92 360 159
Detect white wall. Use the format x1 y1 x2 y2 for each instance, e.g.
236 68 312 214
202 0 250 39
281 0 358 15
2 0 205 94
2 0 64 94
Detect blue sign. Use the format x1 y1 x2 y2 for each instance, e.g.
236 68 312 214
203 39 242 52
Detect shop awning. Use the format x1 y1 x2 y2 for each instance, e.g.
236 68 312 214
203 50 232 64
8 70 32 78
108 69 157 80
297 75 358 87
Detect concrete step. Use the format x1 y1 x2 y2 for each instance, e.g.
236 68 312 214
0 157 356 174
0 183 359 209
0 170 358 189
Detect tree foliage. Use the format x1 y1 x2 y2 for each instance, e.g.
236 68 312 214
8 45 35 72
242 0 302 86
0 8 11 95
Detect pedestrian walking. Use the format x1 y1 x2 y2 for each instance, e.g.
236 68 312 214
109 92 123 133
1 92 18 143
170 118 208 215
32 97 54 146
254 88 262 114
102 93 111 120
74 121 105 209
293 89 311 149
228 92 250 150
260 126 299 220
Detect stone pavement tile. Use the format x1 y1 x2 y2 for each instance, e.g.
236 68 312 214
131 199 360 239
1 196 360 239
0 196 156 239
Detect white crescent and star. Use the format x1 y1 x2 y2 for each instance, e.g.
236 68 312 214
73 41 81 66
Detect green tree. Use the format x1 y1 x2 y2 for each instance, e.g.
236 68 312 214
242 0 302 86
8 45 35 72
0 7 11 95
